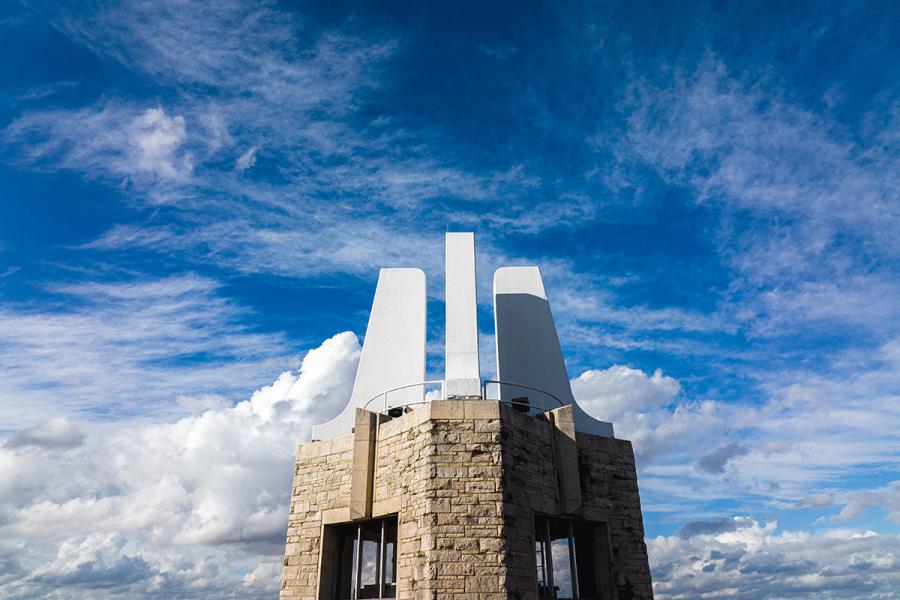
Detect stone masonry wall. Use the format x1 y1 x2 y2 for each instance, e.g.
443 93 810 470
579 434 654 600
280 401 653 600
498 405 560 597
498 404 653 599
281 435 354 597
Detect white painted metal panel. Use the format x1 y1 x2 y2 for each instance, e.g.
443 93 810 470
493 266 614 437
312 268 426 440
444 232 481 397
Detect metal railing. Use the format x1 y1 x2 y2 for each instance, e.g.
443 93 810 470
481 380 566 413
362 380 445 414
361 379 567 416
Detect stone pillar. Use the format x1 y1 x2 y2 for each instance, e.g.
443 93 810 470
549 404 582 515
349 408 377 520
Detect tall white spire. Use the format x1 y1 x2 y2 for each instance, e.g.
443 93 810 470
444 232 481 397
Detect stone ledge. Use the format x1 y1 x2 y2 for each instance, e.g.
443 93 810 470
321 507 351 524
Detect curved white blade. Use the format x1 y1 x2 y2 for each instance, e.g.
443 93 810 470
312 268 426 440
493 266 613 437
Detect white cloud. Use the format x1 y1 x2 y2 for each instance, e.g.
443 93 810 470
4 417 85 450
621 58 900 337
572 364 725 467
235 145 259 171
2 0 560 287
0 5 896 598
573 352 900 525
0 338 895 598
0 331 359 598
129 108 192 180
648 518 900 600
0 274 294 427
4 104 194 193
572 365 680 418
815 482 900 525
174 393 231 414
696 442 749 474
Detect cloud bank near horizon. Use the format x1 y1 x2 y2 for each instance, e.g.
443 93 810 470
1 330 898 598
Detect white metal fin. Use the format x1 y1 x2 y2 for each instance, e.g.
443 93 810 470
493 266 614 437
444 233 481 397
312 268 426 440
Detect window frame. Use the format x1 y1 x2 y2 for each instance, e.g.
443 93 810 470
534 515 616 600
323 515 397 600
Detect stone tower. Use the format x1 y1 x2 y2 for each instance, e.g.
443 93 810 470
279 234 654 600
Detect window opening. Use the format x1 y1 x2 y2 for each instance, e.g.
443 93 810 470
329 516 397 599
535 516 609 599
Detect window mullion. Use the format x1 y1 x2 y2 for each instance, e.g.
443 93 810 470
537 537 547 596
568 521 580 599
354 525 363 600
378 519 385 599
544 518 555 599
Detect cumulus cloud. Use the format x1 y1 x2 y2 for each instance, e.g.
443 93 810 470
4 417 85 450
812 482 900 525
649 518 900 600
0 331 360 598
574 352 900 533
572 365 680 418
676 516 755 539
1 4 896 599
569 362 898 596
33 554 152 588
571 365 725 467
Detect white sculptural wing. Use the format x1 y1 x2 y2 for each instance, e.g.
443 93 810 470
493 266 614 437
311 268 426 440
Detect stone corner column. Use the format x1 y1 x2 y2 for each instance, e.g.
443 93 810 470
548 404 582 514
350 408 377 520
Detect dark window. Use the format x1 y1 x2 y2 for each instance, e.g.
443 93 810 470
511 396 531 413
534 516 615 600
325 516 397 599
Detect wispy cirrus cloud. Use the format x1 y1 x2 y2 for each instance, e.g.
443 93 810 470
4 1 584 283
620 59 900 338
7 105 193 189
0 274 294 428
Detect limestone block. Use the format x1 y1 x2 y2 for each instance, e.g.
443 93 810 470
428 400 465 420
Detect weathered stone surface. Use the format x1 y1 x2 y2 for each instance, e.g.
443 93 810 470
279 400 653 599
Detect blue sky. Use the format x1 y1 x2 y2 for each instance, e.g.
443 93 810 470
0 1 898 598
